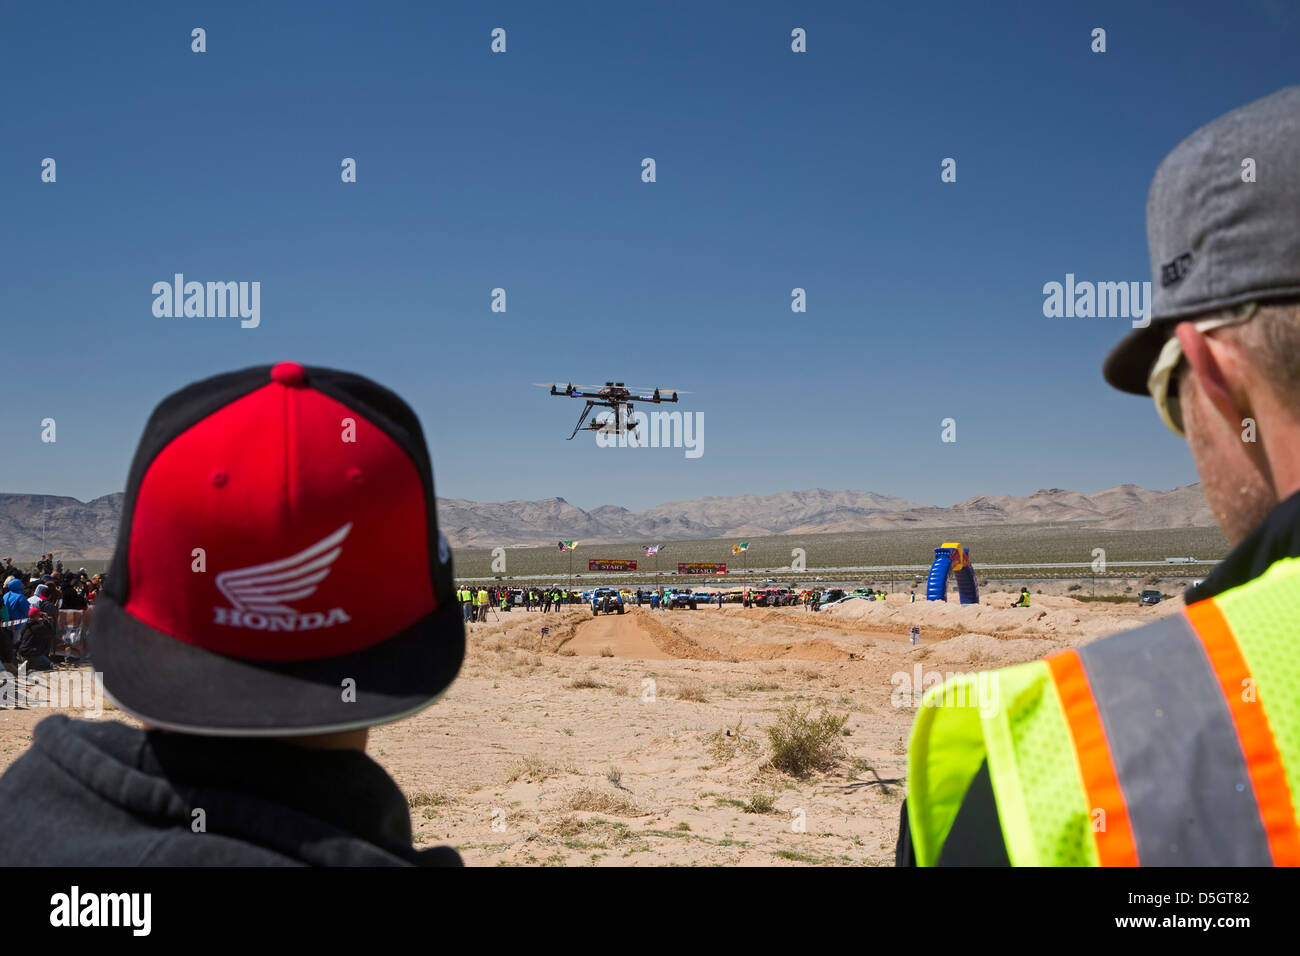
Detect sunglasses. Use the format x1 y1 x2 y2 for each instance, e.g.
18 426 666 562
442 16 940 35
1147 302 1259 438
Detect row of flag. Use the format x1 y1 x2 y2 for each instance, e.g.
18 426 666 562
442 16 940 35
556 540 749 554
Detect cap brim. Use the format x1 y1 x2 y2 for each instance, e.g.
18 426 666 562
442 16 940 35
92 592 465 737
1102 316 1182 395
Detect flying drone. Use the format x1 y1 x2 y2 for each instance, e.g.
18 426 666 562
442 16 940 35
534 381 684 440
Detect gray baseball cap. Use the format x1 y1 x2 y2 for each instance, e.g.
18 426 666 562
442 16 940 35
1104 85 1300 395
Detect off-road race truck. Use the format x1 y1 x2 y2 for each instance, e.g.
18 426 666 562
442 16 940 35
666 588 698 610
591 588 626 615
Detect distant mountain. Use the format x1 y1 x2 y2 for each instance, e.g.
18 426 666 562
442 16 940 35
0 484 1213 558
0 493 125 561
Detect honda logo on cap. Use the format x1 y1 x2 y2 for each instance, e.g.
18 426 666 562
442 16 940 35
213 524 353 631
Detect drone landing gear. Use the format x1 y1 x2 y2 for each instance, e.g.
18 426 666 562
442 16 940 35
568 402 639 440
567 402 595 440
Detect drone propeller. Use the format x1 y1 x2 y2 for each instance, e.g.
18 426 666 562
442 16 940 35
627 387 689 402
628 385 689 394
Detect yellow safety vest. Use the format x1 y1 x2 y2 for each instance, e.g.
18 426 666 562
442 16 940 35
908 556 1300 866
475 589 488 606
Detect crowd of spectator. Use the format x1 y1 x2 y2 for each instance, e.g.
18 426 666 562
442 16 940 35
1 556 101 671
457 585 578 622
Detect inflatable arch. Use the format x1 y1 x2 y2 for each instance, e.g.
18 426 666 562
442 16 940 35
926 542 979 604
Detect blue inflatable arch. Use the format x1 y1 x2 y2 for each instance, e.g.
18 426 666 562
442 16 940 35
926 542 979 604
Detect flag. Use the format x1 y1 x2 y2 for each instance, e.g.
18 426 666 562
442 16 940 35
558 540 577 551
732 541 749 554
643 545 661 555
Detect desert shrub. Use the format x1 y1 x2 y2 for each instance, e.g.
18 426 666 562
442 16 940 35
562 787 642 816
744 791 776 814
765 706 849 776
407 791 450 808
674 680 709 702
505 756 576 782
706 718 761 761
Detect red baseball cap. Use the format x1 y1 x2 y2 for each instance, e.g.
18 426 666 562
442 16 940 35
92 362 464 735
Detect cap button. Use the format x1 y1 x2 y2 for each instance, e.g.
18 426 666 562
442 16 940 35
271 362 306 386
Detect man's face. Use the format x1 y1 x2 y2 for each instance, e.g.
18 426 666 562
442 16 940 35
1177 358 1276 546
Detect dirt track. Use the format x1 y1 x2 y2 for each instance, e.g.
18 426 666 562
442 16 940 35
566 610 667 658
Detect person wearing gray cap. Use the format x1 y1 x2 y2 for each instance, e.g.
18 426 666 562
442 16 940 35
898 86 1300 867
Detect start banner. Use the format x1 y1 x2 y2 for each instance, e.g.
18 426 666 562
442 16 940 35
588 559 638 572
677 562 727 574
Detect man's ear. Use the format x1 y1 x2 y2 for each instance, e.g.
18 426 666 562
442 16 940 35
1176 321 1250 426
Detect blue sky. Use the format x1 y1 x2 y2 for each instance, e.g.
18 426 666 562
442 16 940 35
3 1 1298 511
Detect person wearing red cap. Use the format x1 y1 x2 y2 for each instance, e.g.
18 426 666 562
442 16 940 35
0 363 465 866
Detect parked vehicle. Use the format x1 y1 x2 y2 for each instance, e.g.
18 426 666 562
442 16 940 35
666 588 698 610
754 587 793 607
1139 589 1163 606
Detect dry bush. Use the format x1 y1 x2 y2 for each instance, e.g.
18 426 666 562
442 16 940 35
673 679 709 702
744 791 777 814
706 718 761 762
505 755 577 783
568 676 606 690
598 646 615 658
765 706 849 776
407 790 452 808
561 787 644 816
547 815 635 845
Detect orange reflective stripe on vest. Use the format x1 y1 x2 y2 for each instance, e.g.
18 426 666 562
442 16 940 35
1045 650 1138 866
1062 603 1284 864
1187 599 1300 865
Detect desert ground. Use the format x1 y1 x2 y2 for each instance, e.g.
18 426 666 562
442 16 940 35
0 584 1188 866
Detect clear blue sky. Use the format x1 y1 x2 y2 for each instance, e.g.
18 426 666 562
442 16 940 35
4 1 1297 511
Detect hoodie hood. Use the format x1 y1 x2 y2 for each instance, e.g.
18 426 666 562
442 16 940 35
0 716 461 867
6 579 22 595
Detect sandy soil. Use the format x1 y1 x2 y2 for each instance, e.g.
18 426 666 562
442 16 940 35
0 589 1182 866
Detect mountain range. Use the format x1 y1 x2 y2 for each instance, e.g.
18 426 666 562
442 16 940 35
0 485 1215 559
